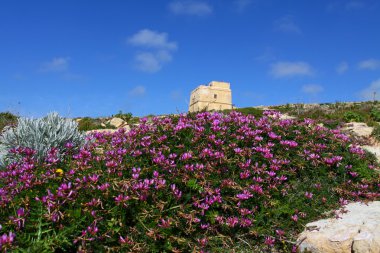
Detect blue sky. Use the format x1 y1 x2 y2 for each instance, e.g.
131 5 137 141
1 0 380 117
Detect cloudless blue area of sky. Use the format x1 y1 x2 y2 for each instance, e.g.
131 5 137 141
0 0 379 117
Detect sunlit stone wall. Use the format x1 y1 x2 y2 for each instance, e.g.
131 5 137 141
189 81 232 112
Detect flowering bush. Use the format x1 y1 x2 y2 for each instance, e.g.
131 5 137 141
0 111 379 252
0 112 85 164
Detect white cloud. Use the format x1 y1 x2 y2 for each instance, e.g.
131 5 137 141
358 59 380 70
129 85 146 96
128 29 177 50
135 51 172 73
336 61 349 74
168 1 213 16
302 84 324 95
255 47 276 62
360 79 380 100
40 57 70 72
63 73 86 81
270 61 314 78
274 15 301 34
128 29 177 73
234 0 253 12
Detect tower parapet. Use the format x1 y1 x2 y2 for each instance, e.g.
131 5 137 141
188 81 232 112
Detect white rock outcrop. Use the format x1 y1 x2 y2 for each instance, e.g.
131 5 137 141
109 117 125 128
362 145 380 161
297 201 380 253
342 122 374 138
86 129 118 134
122 124 131 132
279 114 296 120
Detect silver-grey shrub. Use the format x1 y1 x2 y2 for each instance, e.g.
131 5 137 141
0 112 85 164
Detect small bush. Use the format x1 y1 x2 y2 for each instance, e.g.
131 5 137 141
343 111 364 122
0 112 18 133
370 108 380 122
371 123 380 142
0 112 85 164
224 107 263 118
114 111 133 123
77 117 109 131
322 119 341 129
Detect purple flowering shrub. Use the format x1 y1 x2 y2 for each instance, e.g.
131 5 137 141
0 111 379 252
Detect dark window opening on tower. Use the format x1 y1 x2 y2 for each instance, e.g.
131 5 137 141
214 94 217 99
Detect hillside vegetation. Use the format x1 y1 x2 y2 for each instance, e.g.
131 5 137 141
0 110 379 252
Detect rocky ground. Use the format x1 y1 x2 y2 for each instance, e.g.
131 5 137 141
297 202 380 253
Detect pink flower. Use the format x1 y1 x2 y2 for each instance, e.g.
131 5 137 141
349 171 358 177
180 152 192 161
275 229 285 237
119 236 133 245
264 236 275 246
200 223 210 229
239 218 252 227
158 218 171 228
226 217 239 227
236 190 253 200
305 192 313 199
197 237 208 247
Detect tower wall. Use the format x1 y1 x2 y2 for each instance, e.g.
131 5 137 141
189 81 232 112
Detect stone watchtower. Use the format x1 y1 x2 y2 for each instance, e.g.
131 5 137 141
188 81 232 112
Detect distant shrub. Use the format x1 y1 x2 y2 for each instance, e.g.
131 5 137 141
114 111 133 122
343 111 363 122
77 117 110 131
322 119 341 129
236 107 263 117
0 112 18 133
370 108 380 122
224 107 263 118
0 112 85 164
371 123 380 142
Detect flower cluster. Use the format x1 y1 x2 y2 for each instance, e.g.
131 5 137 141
0 111 379 252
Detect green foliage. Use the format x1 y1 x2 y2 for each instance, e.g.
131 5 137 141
77 117 113 131
343 111 364 122
371 123 380 142
1 108 380 252
113 111 140 125
370 108 380 122
114 111 133 122
276 102 380 129
0 112 18 133
224 107 263 118
0 112 85 163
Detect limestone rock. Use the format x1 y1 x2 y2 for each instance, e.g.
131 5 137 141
362 145 380 162
122 124 131 132
109 117 125 128
86 129 118 134
279 114 296 120
342 122 373 138
85 126 131 135
297 201 380 253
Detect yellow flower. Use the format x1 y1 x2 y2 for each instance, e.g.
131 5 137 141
55 168 64 177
